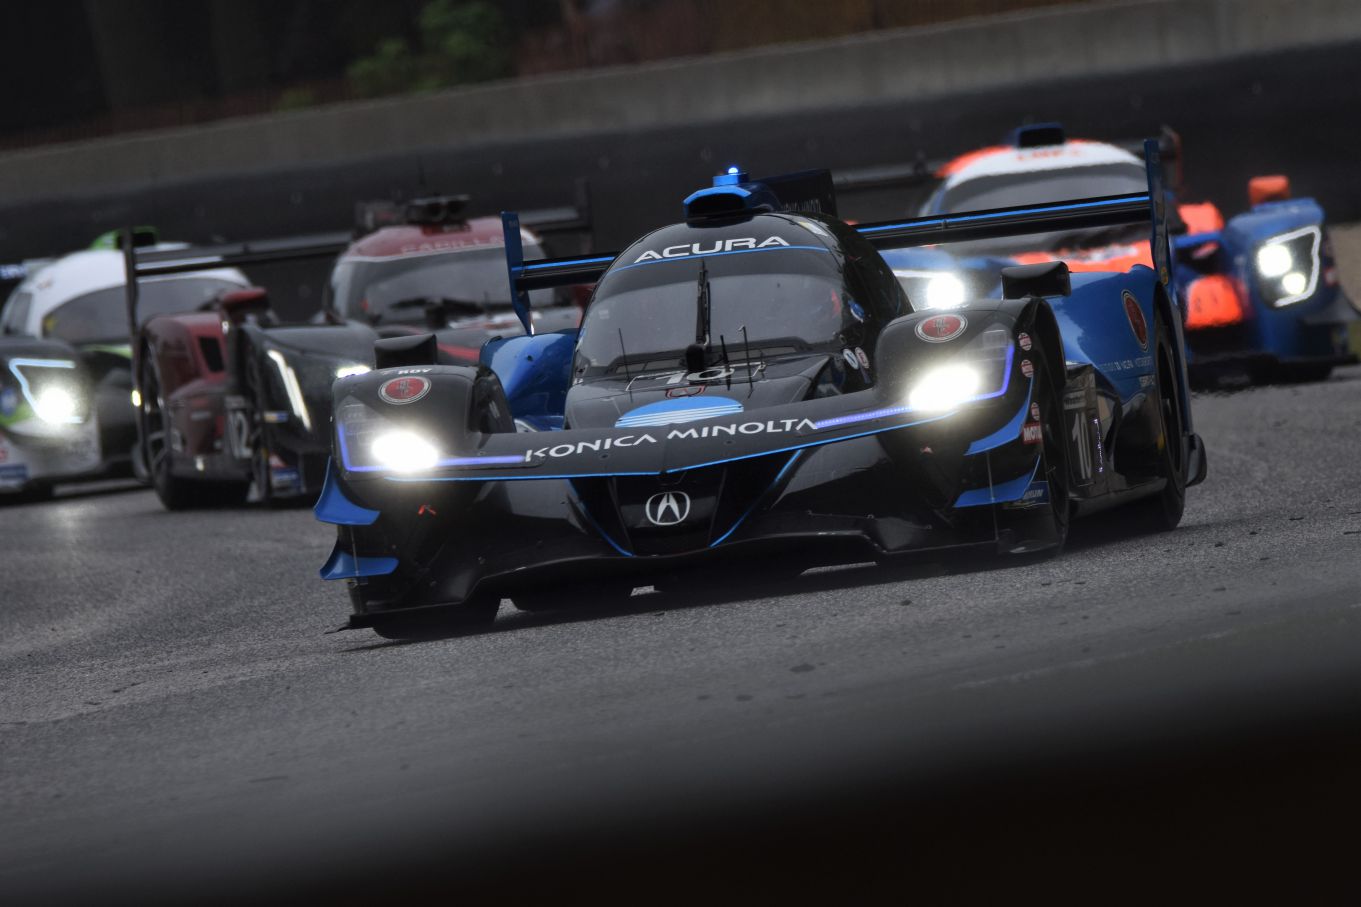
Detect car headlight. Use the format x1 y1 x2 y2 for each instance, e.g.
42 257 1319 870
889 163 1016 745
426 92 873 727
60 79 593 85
266 349 313 432
335 364 370 379
924 274 967 310
907 364 982 413
33 386 79 424
1255 226 1321 306
370 430 439 473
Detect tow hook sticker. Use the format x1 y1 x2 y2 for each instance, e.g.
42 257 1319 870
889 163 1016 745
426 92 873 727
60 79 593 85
379 376 431 405
916 313 968 343
1122 290 1149 351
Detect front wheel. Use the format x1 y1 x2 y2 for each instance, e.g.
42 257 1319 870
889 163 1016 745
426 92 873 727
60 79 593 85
999 345 1070 557
140 355 246 510
1127 315 1187 531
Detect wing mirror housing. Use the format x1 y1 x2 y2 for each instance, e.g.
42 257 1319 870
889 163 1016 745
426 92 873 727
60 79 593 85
1001 261 1071 299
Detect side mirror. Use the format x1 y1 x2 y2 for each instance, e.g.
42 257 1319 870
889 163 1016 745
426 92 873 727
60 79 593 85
217 287 271 325
1248 175 1291 207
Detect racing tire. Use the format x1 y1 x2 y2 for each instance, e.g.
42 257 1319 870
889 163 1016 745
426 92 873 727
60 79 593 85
368 597 500 640
1000 346 1070 557
140 356 247 510
1127 315 1187 532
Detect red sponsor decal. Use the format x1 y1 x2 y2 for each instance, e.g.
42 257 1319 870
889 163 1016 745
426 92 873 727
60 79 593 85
915 313 968 343
1020 359 1034 378
666 385 706 399
1122 290 1149 351
1018 332 1032 351
379 376 432 405
1021 422 1043 445
1030 402 1041 420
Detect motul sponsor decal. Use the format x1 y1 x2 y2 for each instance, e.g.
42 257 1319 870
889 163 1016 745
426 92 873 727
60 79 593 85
1021 422 1043 444
521 418 819 462
1122 290 1149 351
633 236 790 263
1020 359 1034 378
916 313 968 343
379 376 431 405
1017 332 1032 351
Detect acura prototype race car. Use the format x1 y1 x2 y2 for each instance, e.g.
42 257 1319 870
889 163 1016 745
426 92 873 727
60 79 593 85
879 124 1358 382
123 194 586 509
315 142 1207 639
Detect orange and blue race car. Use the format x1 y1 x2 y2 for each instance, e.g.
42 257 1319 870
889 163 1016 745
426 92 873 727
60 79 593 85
880 124 1359 383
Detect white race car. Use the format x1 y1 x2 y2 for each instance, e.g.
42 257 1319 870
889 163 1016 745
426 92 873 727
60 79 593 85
0 337 101 499
1 234 250 482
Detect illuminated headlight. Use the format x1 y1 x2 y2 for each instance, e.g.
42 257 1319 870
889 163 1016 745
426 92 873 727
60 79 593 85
34 386 79 423
1255 243 1292 278
130 388 142 408
370 430 439 472
924 274 967 310
335 364 370 379
1255 226 1322 306
907 364 982 413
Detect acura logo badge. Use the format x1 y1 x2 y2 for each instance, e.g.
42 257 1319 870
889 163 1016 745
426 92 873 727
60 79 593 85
645 491 691 526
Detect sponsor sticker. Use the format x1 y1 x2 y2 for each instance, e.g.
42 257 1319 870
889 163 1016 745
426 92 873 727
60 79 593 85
1004 481 1051 509
1017 332 1032 351
633 236 790 264
842 349 861 369
1021 422 1043 444
379 376 431 405
1030 402 1041 420
855 347 870 371
915 313 968 343
1020 359 1034 378
1122 290 1149 351
848 300 866 322
666 385 706 399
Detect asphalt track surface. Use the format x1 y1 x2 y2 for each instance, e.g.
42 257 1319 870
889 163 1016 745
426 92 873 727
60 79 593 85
3 354 1361 900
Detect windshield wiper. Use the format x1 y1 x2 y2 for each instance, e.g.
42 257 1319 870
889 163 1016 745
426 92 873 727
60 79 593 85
695 259 711 348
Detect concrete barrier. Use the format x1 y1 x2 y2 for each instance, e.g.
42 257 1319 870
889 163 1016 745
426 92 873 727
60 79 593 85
1 0 1359 204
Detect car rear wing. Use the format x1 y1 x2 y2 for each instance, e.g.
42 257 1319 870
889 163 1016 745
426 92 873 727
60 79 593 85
123 179 593 343
502 138 1173 330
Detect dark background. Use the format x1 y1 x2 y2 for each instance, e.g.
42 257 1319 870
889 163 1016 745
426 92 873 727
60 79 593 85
4 39 1360 320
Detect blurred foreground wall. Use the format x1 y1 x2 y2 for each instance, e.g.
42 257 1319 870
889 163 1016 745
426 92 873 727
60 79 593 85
1 0 1357 207
2 0 1360 318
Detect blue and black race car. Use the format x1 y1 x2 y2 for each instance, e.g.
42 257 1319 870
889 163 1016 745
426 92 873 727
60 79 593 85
315 142 1207 638
877 125 1358 382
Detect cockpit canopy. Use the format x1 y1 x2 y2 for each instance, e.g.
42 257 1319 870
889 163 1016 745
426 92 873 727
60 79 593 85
573 212 908 378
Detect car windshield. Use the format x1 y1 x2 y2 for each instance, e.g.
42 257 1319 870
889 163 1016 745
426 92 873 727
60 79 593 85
44 277 245 345
330 245 553 325
933 162 1149 254
576 246 849 370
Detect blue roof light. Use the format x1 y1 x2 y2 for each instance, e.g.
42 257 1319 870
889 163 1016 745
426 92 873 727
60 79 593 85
713 167 748 187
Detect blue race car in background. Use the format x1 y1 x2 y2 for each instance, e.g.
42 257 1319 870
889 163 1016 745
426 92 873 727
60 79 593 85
876 125 1359 382
315 143 1207 639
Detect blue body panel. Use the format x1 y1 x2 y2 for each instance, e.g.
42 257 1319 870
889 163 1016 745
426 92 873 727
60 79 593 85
481 331 576 430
